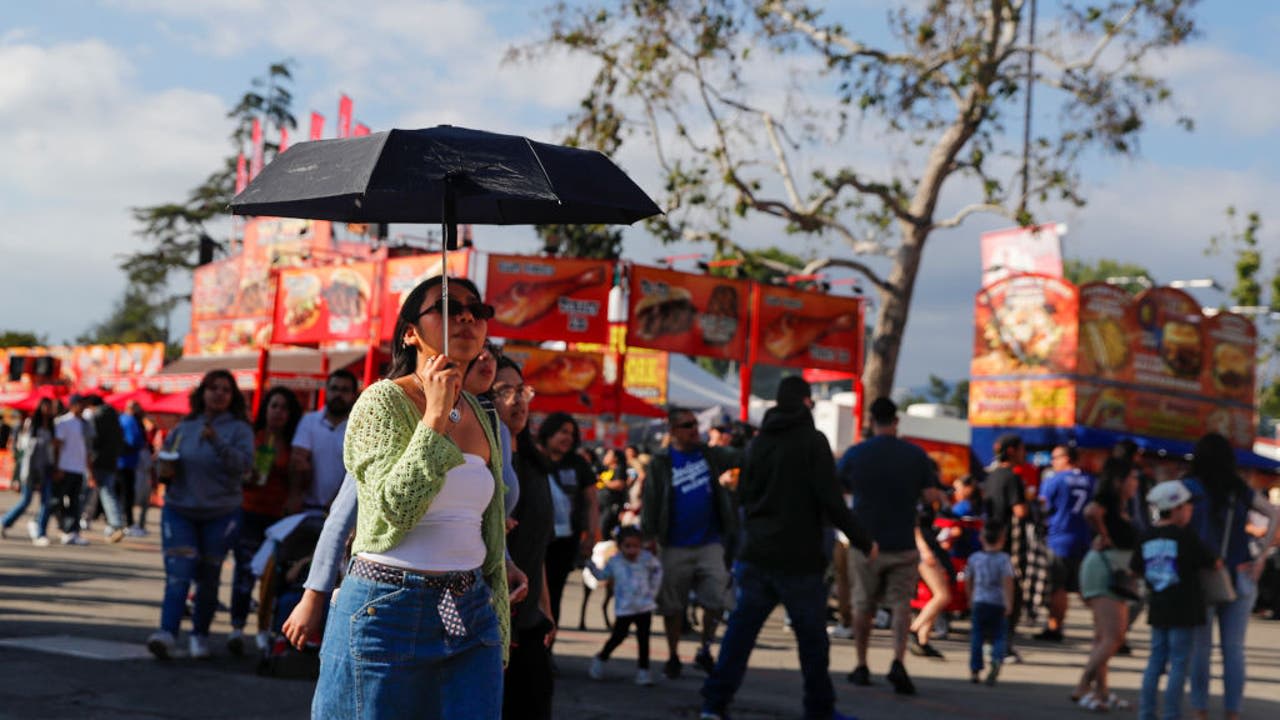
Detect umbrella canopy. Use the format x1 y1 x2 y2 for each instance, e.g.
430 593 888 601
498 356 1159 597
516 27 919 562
230 126 662 226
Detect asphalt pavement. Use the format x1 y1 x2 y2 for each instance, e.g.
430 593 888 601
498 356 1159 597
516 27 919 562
1 495 1278 719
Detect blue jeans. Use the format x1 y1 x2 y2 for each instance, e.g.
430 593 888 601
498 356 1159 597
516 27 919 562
2 470 49 530
1141 625 1193 720
95 469 127 530
701 562 836 720
313 569 503 720
1189 572 1257 714
159 506 240 637
969 601 1008 673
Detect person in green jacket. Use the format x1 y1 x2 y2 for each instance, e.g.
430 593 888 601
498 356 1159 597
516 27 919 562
311 275 526 720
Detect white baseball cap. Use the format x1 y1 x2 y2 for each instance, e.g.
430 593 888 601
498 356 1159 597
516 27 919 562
1146 480 1192 512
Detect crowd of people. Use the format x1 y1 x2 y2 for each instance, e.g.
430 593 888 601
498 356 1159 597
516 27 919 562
3 272 1280 720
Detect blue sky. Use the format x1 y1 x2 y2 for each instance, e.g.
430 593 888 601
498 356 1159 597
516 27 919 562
2 1 1277 391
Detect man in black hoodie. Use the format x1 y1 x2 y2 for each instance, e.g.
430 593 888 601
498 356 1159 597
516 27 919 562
700 377 876 720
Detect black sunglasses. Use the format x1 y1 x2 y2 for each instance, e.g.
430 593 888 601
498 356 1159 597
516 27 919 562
414 297 495 321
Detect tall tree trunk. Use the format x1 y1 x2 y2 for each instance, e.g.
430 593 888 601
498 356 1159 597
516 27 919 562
862 224 928 412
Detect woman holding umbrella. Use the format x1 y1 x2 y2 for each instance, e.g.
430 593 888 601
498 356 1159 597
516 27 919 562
312 275 525 720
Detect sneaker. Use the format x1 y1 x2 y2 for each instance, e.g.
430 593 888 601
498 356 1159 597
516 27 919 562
1033 628 1064 642
634 668 654 686
60 532 89 546
27 520 40 540
147 630 175 660
828 624 854 639
886 660 916 695
189 635 211 659
227 628 245 656
694 645 715 674
588 656 605 680
255 630 272 652
663 656 683 679
910 636 945 660
125 526 148 538
32 536 50 547
847 665 871 686
985 660 1001 686
107 528 125 544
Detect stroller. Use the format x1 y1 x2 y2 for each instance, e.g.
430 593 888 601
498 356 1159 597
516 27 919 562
251 512 327 679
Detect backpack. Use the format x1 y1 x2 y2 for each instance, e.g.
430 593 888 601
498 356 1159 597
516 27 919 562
90 405 126 470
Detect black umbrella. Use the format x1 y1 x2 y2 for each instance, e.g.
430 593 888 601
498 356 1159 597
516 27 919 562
230 124 662 353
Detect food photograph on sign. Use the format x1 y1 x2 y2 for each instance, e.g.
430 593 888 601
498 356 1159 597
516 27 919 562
486 254 611 343
626 266 748 359
753 284 863 371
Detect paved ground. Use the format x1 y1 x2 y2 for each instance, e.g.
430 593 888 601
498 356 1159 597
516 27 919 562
1 495 1278 719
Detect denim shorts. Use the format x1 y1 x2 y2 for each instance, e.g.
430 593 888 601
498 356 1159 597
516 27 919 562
312 570 503 719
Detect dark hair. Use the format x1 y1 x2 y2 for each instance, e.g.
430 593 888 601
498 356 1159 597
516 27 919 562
255 386 303 443
869 397 897 425
615 525 644 545
775 375 811 409
187 369 249 422
536 411 580 454
996 433 1023 461
1189 432 1247 517
982 520 1005 546
327 369 358 391
1094 456 1134 505
388 275 484 380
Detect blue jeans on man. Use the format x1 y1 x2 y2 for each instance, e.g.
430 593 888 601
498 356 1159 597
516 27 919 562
1141 625 1193 720
969 601 1008 673
159 506 240 638
701 561 838 720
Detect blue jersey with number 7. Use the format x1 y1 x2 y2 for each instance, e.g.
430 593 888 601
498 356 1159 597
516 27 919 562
1039 468 1096 558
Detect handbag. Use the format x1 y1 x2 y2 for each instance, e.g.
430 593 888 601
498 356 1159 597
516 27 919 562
1200 496 1238 605
1100 550 1141 601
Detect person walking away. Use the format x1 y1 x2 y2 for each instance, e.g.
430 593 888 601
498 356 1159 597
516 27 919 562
116 399 147 536
642 407 740 678
967 521 1015 685
50 394 92 546
587 526 663 685
1036 445 1095 641
982 433 1029 660
2 398 55 543
1072 456 1141 711
1182 432 1278 720
838 397 946 694
1131 480 1219 720
290 369 357 513
85 395 128 543
700 377 876 720
145 370 255 660
228 385 303 655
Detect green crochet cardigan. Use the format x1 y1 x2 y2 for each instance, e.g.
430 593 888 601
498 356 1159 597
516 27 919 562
344 379 509 660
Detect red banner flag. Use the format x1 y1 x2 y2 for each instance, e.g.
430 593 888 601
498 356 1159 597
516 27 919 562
338 95 353 138
279 126 289 154
309 112 324 140
249 118 264 179
234 152 248 194
353 123 370 137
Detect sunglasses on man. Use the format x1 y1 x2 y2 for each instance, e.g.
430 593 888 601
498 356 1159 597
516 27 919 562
414 297 496 321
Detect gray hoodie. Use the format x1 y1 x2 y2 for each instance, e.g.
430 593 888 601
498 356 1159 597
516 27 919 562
162 412 254 519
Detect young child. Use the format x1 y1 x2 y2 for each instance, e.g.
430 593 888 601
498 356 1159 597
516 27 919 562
587 526 663 685
1129 480 1218 720
966 520 1015 686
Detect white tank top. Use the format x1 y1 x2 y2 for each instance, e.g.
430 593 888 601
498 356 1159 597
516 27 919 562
359 453 494 572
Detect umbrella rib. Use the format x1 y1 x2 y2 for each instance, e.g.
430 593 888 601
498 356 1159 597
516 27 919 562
524 139 561 207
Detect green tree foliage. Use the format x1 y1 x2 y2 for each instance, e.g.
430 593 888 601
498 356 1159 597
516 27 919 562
87 62 297 349
0 331 45 348
520 0 1200 406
